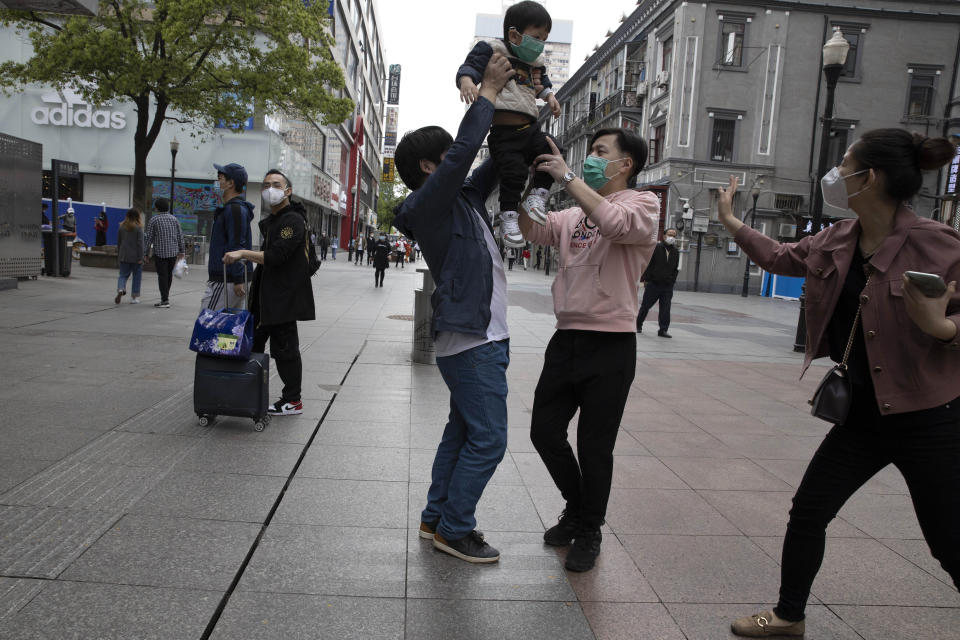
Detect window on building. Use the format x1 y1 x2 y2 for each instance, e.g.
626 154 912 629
710 117 736 163
719 20 745 67
830 24 867 79
346 45 358 90
661 37 672 72
827 125 850 168
650 123 665 164
906 67 939 118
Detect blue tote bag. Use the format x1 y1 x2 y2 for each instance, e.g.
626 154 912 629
189 258 254 359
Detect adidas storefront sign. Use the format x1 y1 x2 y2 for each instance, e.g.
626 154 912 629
31 89 126 130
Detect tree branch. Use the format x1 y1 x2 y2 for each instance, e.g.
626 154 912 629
173 9 233 90
27 12 62 32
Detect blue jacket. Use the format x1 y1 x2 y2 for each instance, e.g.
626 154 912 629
394 98 499 338
208 196 255 283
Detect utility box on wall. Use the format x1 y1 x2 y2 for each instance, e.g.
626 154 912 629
0 133 43 278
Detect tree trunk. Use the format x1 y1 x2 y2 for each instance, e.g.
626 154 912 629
132 96 151 213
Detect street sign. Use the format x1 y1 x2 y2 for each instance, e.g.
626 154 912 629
692 215 709 233
947 143 960 195
53 159 79 178
387 64 401 105
382 157 395 183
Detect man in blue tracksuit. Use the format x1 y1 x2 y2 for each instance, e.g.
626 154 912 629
203 163 254 310
394 53 514 564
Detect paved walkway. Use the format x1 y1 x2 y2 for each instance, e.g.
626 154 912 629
0 258 957 639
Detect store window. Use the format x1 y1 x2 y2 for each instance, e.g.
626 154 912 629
661 37 672 72
650 123 665 164
42 170 82 201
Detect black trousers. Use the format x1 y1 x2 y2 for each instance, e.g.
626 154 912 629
487 123 557 212
320 247 327 260
375 267 385 286
252 320 302 403
154 256 176 302
355 250 363 264
775 405 960 621
530 330 636 529
637 282 674 332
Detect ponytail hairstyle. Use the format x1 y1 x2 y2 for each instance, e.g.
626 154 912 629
850 128 956 201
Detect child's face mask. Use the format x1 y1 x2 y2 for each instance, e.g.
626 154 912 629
509 27 545 63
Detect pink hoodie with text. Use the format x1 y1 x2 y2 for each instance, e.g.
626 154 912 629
526 189 660 333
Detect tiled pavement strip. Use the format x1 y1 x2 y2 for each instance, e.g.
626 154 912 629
0 258 958 639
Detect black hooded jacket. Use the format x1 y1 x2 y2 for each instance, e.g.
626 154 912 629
249 200 316 326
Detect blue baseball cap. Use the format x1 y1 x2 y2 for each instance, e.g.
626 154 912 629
214 163 248 190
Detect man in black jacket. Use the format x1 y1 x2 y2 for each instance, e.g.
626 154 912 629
224 169 315 415
636 227 679 338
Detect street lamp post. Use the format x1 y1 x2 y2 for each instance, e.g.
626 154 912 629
740 179 763 297
169 138 179 212
794 29 850 351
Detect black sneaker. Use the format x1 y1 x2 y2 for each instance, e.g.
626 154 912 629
543 508 581 546
433 530 500 563
154 301 170 308
565 529 602 572
657 330 672 338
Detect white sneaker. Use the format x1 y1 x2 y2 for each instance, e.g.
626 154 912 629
501 210 524 248
130 297 140 304
523 188 550 225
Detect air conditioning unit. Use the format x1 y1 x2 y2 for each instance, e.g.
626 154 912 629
656 70 670 87
779 223 797 238
636 82 648 96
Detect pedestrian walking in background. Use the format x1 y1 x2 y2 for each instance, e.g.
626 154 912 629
507 247 515 271
202 163 254 311
717 129 960 638
95 207 108 247
636 227 680 338
319 233 329 261
394 239 405 268
371 232 391 287
115 208 144 304
414 241 421 262
535 246 542 269
393 51 514 564
143 198 184 308
522 246 530 270
224 169 315 417
331 235 338 259
520 128 659 572
354 236 364 265
366 234 376 265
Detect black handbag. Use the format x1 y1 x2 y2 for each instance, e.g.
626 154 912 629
809 274 871 424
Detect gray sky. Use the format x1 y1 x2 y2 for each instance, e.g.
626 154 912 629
375 0 639 138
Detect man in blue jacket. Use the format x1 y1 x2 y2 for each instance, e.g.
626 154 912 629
394 53 514 564
203 162 254 310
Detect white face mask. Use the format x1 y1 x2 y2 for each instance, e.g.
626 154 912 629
821 167 870 210
664 235 677 245
261 186 287 207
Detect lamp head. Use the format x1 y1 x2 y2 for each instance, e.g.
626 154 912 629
822 30 850 67
170 138 180 153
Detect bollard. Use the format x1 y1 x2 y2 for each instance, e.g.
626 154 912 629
412 268 436 364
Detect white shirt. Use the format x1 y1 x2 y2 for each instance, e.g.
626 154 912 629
434 207 509 358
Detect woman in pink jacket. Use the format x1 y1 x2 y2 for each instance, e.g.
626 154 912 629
718 129 959 638
519 128 660 572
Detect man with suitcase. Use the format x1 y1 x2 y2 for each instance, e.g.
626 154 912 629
223 169 315 416
203 163 254 311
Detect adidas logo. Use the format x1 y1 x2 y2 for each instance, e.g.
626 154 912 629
31 88 126 129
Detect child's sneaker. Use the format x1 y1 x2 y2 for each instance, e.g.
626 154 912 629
114 290 125 304
268 400 303 416
522 188 550 225
501 211 524 248
130 297 140 304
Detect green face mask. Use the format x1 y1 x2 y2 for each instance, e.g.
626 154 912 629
509 29 545 63
582 155 625 190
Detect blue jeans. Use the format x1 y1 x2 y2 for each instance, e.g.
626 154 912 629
117 261 142 296
422 339 509 540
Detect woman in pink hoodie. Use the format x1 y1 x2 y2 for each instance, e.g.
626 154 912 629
519 128 660 572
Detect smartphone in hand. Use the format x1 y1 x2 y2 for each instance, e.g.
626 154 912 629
904 271 947 298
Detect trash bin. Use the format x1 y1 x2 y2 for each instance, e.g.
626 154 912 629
41 230 75 276
412 268 436 365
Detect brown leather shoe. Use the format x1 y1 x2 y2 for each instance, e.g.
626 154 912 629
418 520 437 540
731 610 804 637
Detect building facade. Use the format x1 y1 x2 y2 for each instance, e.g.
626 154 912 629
545 0 960 294
0 0 387 251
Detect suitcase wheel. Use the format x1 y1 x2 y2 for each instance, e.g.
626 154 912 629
198 414 215 427
253 414 271 432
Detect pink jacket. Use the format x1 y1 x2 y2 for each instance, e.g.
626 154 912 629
526 189 660 333
735 204 960 415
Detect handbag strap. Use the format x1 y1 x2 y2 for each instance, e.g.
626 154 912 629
839 272 872 369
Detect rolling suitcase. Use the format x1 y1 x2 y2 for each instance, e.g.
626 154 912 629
194 352 271 431
192 260 270 431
